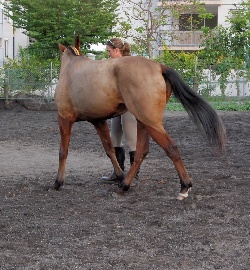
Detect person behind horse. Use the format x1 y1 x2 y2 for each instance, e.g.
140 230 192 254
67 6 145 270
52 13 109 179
101 38 138 182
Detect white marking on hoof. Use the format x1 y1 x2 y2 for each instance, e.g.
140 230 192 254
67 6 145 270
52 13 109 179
177 193 188 200
177 188 191 200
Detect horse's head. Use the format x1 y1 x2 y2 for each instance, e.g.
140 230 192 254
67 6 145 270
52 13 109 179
58 36 83 56
58 44 82 56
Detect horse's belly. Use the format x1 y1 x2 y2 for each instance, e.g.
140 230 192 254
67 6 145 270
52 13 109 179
75 107 126 121
72 97 126 121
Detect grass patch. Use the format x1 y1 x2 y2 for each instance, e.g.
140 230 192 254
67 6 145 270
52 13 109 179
166 96 250 111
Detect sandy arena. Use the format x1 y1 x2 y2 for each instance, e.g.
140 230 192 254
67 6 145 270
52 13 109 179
0 104 249 269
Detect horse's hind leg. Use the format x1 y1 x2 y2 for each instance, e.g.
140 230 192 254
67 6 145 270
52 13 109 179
54 115 74 190
121 121 150 191
146 124 192 200
92 120 124 181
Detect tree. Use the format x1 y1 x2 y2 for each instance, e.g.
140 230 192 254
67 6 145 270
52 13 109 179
118 0 171 58
156 49 203 93
4 0 119 59
199 0 250 95
228 0 250 69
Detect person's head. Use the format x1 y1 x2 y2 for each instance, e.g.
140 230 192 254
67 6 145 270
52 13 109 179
106 38 131 58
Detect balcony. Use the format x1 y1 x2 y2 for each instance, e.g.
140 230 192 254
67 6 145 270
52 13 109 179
202 0 221 3
159 30 204 51
158 0 221 5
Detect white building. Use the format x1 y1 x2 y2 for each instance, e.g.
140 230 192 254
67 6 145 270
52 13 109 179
119 0 244 58
0 0 29 67
160 0 242 52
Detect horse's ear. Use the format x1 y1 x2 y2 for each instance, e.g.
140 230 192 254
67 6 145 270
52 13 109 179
75 35 82 55
58 43 67 52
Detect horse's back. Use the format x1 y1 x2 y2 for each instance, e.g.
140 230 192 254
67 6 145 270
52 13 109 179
55 55 168 125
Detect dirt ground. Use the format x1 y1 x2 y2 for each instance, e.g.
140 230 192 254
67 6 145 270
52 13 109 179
0 104 249 270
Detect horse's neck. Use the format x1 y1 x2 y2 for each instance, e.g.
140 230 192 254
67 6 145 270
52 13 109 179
60 55 91 74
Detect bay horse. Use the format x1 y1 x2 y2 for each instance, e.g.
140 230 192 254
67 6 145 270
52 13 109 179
54 39 226 200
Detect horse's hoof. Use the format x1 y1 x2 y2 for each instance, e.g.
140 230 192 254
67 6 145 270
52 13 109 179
177 188 191 200
43 185 50 191
121 182 130 192
53 181 63 191
177 193 188 200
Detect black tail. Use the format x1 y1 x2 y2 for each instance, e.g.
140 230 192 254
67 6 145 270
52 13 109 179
162 65 226 154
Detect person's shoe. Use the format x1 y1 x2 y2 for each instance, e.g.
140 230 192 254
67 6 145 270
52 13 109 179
101 147 125 183
101 171 119 182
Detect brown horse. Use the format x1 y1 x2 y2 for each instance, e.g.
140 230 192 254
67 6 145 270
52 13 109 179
54 41 226 200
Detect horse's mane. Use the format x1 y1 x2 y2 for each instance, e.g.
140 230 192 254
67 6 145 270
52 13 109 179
66 35 82 56
67 46 81 56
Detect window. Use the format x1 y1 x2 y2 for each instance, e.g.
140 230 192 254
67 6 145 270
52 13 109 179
179 14 217 31
4 40 8 57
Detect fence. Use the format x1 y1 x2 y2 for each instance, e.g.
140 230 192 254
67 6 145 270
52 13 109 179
197 69 250 97
0 64 60 101
0 65 249 101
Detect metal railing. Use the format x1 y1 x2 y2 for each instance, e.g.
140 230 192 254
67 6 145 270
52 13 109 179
0 66 249 101
167 30 203 47
0 65 60 100
159 0 221 6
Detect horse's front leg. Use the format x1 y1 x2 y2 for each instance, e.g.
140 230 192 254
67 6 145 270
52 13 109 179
121 121 150 191
92 120 124 182
54 115 74 190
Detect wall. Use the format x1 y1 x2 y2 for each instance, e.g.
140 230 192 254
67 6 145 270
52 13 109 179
0 1 29 67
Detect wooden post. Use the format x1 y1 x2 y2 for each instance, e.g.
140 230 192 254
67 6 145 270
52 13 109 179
4 73 11 109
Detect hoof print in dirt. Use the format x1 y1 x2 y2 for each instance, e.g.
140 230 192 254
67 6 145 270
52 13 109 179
108 186 126 197
42 185 51 191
